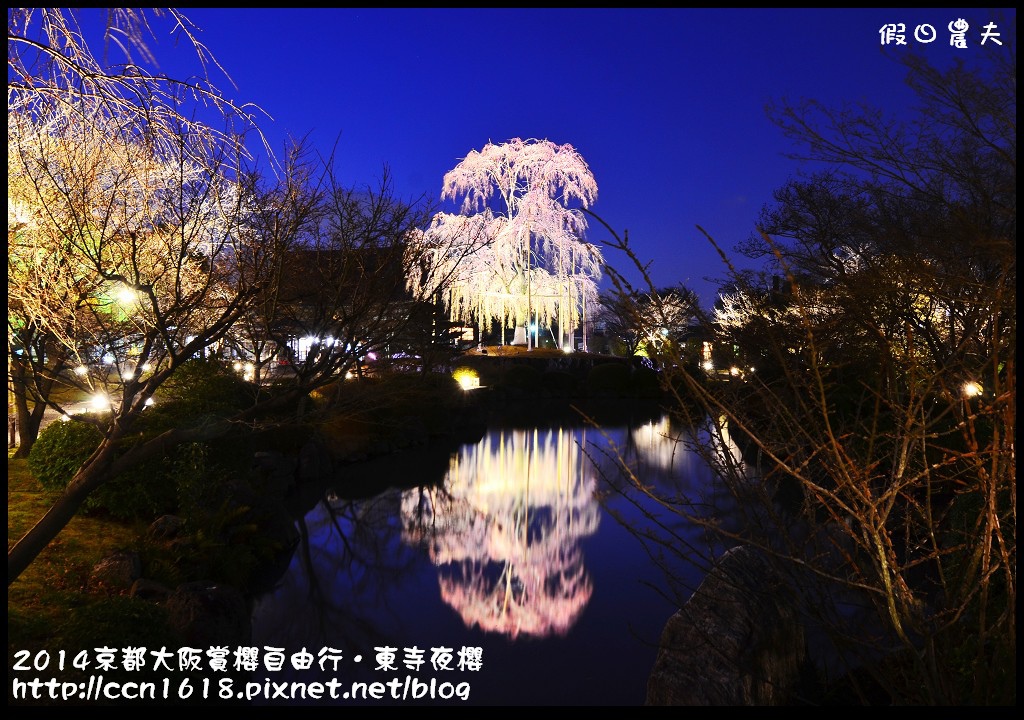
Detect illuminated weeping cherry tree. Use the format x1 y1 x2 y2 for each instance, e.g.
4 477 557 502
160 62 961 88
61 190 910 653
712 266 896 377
411 138 603 349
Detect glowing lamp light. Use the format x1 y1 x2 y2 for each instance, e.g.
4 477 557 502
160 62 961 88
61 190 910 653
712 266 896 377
729 366 740 376
144 397 155 407
701 360 714 372
452 367 480 390
962 381 983 398
563 345 573 353
89 393 111 412
74 365 88 376
115 285 137 304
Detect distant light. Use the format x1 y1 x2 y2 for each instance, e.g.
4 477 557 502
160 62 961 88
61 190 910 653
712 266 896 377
701 360 714 372
562 345 573 353
123 370 134 380
233 361 243 372
101 353 115 365
345 371 355 380
144 397 155 407
74 365 88 376
141 363 153 373
729 366 740 376
60 414 72 422
962 381 983 398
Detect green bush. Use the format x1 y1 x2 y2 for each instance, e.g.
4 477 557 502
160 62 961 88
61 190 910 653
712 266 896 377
631 366 662 397
59 595 179 650
28 420 104 493
586 362 631 395
28 415 177 518
159 357 254 418
27 359 256 521
95 360 256 520
542 370 579 397
503 363 543 391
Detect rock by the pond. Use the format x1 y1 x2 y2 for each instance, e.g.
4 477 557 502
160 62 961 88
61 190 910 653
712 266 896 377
165 581 251 647
148 514 185 540
88 550 141 595
646 545 809 705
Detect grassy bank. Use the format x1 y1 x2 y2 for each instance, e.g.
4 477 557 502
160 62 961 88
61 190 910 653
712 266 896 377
8 454 142 642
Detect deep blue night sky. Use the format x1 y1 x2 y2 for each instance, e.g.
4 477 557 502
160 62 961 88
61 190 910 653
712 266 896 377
81 7 1015 307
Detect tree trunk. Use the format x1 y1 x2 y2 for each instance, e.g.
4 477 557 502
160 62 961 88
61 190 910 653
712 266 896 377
8 436 123 584
10 362 46 458
9 349 65 458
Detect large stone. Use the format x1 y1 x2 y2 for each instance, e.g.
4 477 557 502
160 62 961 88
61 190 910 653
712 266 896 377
148 514 185 540
646 545 808 705
165 581 251 647
88 550 141 595
298 440 333 483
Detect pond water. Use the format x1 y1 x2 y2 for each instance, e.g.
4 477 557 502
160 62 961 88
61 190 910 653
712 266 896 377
249 404 747 706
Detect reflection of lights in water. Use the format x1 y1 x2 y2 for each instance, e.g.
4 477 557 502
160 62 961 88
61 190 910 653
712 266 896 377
631 416 682 471
629 415 751 485
713 415 746 471
402 428 600 640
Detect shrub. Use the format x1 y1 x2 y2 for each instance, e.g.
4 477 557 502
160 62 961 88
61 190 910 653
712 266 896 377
631 366 662 397
159 357 254 418
28 420 103 494
543 370 579 397
586 362 631 395
28 414 178 518
503 363 543 391
59 595 179 650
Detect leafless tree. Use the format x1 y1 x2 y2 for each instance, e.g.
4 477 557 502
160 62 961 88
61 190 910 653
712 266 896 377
7 11 478 587
595 43 1015 705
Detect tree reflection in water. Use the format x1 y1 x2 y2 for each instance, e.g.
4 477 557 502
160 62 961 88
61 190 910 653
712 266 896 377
402 427 601 639
247 412 752 705
251 489 423 655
